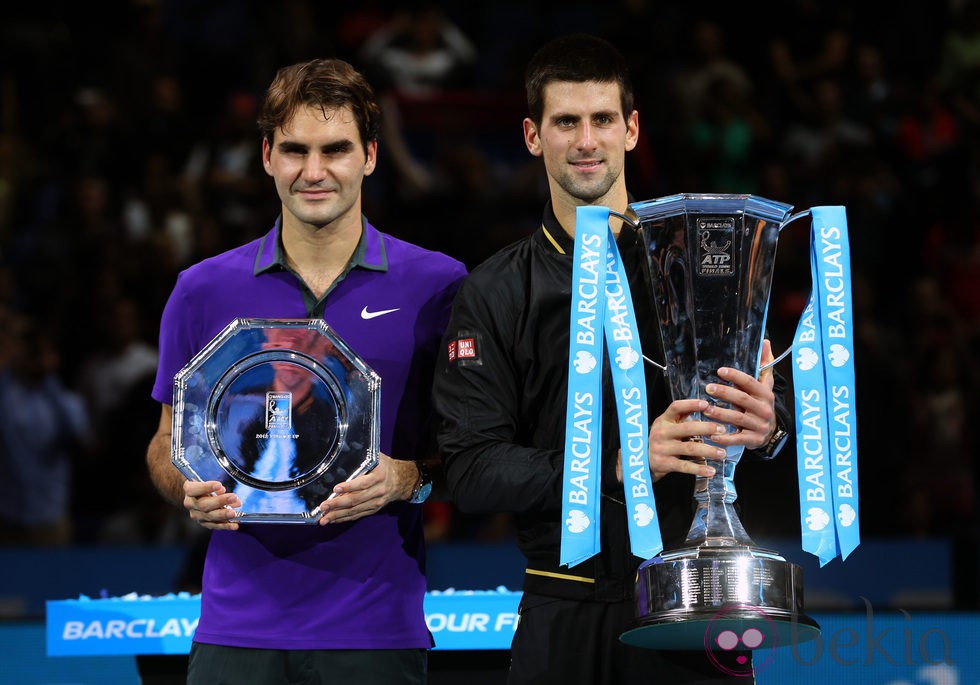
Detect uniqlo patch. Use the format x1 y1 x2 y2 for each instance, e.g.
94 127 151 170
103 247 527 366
457 337 476 358
447 331 483 367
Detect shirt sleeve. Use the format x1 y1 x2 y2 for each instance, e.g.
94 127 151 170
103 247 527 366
151 271 200 405
432 276 565 515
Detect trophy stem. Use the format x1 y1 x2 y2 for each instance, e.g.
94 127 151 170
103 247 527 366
684 440 755 550
682 446 756 550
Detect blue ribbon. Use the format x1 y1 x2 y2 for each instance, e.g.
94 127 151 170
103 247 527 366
791 206 860 566
560 206 662 567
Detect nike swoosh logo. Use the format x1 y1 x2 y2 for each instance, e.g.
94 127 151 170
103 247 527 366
361 306 401 320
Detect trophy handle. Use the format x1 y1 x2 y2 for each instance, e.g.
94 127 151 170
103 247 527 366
642 353 668 373
758 208 811 373
608 210 672 374
779 208 812 231
760 346 793 372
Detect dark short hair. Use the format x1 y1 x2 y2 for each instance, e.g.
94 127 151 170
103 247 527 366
524 33 634 127
257 58 381 152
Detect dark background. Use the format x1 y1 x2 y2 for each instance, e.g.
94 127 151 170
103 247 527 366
0 0 977 608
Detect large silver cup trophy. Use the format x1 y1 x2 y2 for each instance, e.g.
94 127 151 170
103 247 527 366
617 194 820 650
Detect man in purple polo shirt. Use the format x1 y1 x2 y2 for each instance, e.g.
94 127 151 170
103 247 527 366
146 58 466 684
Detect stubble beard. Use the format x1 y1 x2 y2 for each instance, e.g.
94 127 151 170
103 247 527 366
287 187 357 231
556 165 618 204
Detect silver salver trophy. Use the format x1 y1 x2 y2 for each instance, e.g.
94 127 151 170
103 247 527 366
171 318 380 522
616 194 821 650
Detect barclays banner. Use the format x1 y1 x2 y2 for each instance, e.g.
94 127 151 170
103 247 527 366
46 593 980 683
46 590 521 656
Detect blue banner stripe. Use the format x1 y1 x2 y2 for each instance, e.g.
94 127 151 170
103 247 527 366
791 207 860 567
810 206 860 560
561 206 609 567
561 206 663 567
792 292 839 566
603 235 662 560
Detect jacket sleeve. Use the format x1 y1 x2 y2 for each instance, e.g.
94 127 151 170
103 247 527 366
432 276 565 515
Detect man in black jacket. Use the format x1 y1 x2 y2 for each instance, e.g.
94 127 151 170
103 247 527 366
432 34 791 684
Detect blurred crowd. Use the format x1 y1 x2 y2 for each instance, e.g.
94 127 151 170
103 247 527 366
0 0 977 558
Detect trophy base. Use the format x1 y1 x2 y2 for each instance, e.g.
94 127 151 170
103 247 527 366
621 546 820 651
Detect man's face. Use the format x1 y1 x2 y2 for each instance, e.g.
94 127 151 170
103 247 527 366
261 329 334 400
523 80 638 206
262 104 376 231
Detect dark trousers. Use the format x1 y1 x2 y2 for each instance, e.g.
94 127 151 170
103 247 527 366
187 642 427 685
507 593 754 685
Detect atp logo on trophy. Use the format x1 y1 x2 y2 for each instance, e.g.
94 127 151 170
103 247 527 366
698 217 735 276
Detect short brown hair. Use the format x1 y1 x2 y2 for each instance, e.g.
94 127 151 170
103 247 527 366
257 58 381 152
525 34 634 127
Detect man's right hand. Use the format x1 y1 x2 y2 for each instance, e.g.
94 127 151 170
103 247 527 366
183 480 242 531
646 398 728 482
617 399 727 484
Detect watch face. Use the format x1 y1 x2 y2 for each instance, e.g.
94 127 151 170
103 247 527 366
172 318 380 522
415 481 433 504
765 427 788 457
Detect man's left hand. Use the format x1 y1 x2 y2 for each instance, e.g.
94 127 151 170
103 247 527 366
702 339 778 450
316 453 417 525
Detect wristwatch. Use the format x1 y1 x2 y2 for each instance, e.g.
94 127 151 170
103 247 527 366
408 462 432 504
759 421 789 459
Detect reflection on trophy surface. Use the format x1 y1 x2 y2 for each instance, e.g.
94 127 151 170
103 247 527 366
171 318 380 523
618 194 820 651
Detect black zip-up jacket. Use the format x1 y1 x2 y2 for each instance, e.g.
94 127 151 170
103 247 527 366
433 201 791 603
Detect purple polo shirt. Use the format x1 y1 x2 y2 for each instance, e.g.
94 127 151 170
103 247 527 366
152 217 466 649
